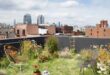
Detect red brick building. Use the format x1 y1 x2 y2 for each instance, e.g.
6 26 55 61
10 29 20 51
15 24 39 38
46 25 56 35
61 25 73 34
85 20 110 38
15 24 74 37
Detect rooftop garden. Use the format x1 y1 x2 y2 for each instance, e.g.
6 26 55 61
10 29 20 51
0 36 110 75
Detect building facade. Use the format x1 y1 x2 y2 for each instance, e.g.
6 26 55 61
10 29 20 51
61 25 73 35
15 24 39 38
47 25 56 35
15 23 78 37
85 20 110 38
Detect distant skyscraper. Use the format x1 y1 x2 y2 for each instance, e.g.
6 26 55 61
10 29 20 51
37 15 45 25
23 14 32 24
14 19 16 26
58 22 61 27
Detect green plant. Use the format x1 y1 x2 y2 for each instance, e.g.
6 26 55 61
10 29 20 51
16 40 41 61
52 51 59 58
70 48 76 56
45 36 58 54
80 49 96 61
0 57 10 68
96 48 110 75
38 50 51 62
29 45 43 60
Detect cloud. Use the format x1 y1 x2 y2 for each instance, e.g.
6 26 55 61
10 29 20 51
14 0 48 10
60 0 79 8
0 0 48 10
0 0 16 10
0 0 110 26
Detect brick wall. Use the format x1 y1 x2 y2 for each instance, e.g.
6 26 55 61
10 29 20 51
85 20 110 38
15 24 39 38
47 25 56 35
27 24 39 35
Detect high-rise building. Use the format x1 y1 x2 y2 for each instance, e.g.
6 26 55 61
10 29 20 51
37 15 45 25
13 19 16 27
23 14 32 24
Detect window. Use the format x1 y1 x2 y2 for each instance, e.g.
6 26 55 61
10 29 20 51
91 33 92 36
91 29 92 32
6 32 8 38
104 29 106 37
17 30 19 34
104 29 106 32
22 29 26 36
16 30 20 37
97 31 99 34
97 31 99 38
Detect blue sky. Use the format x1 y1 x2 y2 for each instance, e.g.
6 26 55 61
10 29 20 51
0 0 110 26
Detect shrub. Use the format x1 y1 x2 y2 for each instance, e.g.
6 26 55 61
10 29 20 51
52 51 59 58
38 50 51 62
80 49 98 61
79 48 110 75
20 40 32 55
16 40 32 62
31 45 43 59
16 40 43 61
96 48 110 75
0 57 10 68
98 48 110 63
45 36 58 54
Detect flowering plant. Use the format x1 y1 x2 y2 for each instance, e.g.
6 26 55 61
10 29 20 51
79 47 110 75
97 62 109 75
97 48 110 75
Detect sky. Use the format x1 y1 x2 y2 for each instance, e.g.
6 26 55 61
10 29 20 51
0 0 110 26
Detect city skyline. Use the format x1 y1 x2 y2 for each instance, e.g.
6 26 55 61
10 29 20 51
0 0 110 26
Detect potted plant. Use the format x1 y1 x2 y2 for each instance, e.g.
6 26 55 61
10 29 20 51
33 65 41 75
